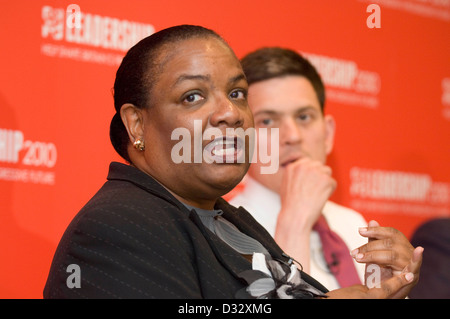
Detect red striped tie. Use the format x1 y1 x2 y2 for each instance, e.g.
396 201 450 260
313 215 361 288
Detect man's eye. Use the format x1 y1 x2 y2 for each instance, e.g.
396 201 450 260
298 114 311 122
259 118 273 126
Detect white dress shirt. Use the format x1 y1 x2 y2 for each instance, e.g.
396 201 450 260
230 176 367 290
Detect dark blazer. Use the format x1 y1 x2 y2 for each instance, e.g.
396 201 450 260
44 162 327 298
409 218 450 299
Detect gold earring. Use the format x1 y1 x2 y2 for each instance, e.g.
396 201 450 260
133 138 145 151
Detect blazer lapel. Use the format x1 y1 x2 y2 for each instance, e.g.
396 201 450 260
188 209 252 279
217 198 329 294
217 198 285 259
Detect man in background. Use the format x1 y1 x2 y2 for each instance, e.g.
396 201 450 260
230 47 367 290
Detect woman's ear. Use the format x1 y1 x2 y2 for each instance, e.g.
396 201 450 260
120 103 144 144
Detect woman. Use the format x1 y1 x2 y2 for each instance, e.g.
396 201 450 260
44 25 421 299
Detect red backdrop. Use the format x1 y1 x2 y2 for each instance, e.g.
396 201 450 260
1 0 449 298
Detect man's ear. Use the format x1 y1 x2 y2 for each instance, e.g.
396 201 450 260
120 103 144 144
324 114 336 155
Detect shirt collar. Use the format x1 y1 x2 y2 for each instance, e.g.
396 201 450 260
238 176 281 236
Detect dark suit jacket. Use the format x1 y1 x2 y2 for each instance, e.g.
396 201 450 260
409 218 450 299
44 162 327 298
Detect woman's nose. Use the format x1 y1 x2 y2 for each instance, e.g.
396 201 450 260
209 96 244 128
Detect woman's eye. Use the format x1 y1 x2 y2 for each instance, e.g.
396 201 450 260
229 89 246 100
184 93 204 103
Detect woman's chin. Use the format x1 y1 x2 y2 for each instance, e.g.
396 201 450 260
208 163 248 193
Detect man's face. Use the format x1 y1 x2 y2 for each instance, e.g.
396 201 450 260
247 75 335 194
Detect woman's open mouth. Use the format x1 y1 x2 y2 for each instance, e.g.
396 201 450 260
204 136 245 164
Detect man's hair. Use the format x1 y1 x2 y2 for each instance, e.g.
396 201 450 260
240 47 325 111
110 25 226 163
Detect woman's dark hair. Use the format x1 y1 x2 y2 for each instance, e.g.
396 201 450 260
110 25 225 163
240 47 325 112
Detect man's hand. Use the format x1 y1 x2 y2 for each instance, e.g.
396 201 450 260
278 157 336 231
274 158 336 274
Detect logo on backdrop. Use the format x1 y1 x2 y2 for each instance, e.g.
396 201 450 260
349 166 450 216
302 52 381 109
359 0 450 22
40 4 155 66
0 128 57 185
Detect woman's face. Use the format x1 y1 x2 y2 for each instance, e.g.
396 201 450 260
138 37 254 208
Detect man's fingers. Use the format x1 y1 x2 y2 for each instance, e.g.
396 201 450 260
322 165 333 176
368 220 379 228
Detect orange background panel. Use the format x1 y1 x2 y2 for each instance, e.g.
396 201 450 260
0 0 449 298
